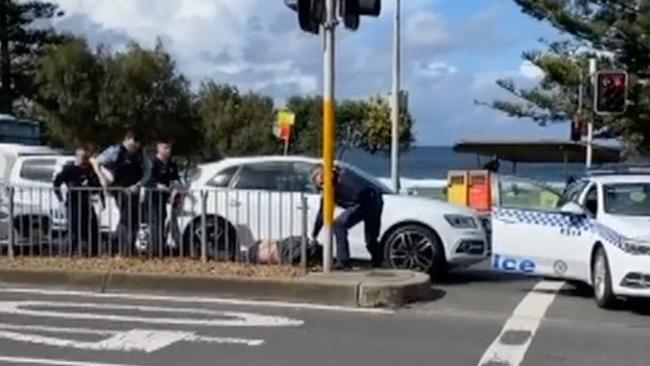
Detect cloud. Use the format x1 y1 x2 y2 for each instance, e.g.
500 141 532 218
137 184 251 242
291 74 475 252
47 0 554 145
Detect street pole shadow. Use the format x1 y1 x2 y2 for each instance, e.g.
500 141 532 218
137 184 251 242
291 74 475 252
437 267 536 285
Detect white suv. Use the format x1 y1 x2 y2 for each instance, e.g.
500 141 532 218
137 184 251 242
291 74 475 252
492 168 650 308
181 156 489 276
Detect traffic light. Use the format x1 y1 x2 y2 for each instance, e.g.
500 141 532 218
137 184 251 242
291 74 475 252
285 0 381 33
284 0 325 34
340 0 381 30
571 117 586 142
594 71 628 115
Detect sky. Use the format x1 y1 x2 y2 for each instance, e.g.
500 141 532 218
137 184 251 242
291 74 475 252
49 0 570 146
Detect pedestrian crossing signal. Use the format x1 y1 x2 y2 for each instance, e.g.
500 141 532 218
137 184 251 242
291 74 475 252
594 71 628 115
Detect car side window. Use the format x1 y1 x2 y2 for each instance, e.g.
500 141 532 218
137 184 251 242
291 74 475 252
584 185 599 217
232 162 293 191
207 166 239 188
19 159 57 183
291 162 318 193
498 175 562 210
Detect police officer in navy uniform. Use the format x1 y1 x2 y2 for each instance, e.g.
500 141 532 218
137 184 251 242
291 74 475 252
95 131 151 254
311 164 384 270
54 146 103 255
146 139 180 256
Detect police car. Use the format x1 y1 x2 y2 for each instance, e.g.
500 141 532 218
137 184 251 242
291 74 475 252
492 167 650 308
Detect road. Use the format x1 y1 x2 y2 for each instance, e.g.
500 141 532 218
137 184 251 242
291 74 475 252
0 264 649 366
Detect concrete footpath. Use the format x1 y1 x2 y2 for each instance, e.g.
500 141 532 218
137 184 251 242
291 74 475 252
0 268 430 308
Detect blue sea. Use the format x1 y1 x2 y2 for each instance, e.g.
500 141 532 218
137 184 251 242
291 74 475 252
343 146 586 183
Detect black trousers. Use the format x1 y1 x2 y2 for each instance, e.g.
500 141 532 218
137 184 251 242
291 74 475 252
333 192 384 263
143 191 169 257
114 191 141 255
67 195 99 255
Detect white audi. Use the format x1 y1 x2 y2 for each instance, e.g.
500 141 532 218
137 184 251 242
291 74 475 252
492 169 650 308
180 156 489 276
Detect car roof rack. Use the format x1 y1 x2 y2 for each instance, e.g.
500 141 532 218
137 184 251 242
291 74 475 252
587 165 650 176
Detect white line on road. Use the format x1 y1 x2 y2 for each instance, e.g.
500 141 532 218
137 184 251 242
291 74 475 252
0 355 140 366
0 301 303 327
477 280 565 366
0 323 265 350
0 286 394 314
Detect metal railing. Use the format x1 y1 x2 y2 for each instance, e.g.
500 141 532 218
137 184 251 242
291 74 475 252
0 184 313 270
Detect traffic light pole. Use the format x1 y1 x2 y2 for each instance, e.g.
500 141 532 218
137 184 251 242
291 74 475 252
586 58 597 169
322 0 336 273
390 0 401 193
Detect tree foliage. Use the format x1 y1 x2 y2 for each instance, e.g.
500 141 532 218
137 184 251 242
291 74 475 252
34 38 202 156
483 0 650 153
361 95 414 154
0 0 65 114
197 82 277 161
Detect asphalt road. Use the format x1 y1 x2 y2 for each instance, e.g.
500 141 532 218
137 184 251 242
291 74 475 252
0 264 649 366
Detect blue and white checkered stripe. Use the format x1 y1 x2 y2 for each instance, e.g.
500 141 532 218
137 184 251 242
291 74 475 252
493 208 628 252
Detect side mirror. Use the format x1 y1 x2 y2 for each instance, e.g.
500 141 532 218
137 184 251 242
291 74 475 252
561 202 587 216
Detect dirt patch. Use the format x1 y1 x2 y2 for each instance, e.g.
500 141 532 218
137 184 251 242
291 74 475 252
0 257 306 278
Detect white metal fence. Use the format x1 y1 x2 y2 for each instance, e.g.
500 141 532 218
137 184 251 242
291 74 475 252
0 185 313 269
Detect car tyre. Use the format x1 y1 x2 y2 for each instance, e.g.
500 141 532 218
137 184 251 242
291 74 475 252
182 216 238 261
383 224 446 280
592 246 618 309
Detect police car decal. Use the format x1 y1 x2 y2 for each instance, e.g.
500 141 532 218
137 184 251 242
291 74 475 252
493 208 631 254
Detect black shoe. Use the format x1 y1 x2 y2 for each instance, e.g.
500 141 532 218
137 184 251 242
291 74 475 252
334 261 352 271
371 260 384 269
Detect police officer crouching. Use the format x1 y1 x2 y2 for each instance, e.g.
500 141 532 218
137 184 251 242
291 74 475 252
311 165 384 271
54 146 103 256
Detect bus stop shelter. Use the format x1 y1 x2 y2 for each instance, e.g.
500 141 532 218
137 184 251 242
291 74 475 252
453 139 622 174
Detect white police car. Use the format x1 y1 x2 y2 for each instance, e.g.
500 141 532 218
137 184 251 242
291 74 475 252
492 168 650 308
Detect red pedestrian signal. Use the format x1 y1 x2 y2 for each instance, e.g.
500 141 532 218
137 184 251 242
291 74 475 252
594 71 628 115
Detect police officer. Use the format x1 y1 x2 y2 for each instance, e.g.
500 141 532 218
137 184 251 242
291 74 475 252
311 165 384 270
53 146 102 255
94 131 151 254
146 139 180 256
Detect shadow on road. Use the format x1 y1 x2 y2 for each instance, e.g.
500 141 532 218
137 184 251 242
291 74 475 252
439 267 535 285
532 282 650 316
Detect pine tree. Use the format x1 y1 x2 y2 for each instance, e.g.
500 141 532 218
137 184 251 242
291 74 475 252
482 0 650 154
0 0 64 114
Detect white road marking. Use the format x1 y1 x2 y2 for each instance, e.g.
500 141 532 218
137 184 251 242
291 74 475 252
0 301 303 327
0 323 265 351
0 286 393 314
477 280 565 366
0 355 139 366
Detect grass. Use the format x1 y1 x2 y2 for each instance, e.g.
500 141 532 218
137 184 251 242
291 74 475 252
0 256 306 278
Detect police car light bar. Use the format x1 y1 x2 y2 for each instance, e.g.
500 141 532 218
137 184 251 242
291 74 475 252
587 165 650 176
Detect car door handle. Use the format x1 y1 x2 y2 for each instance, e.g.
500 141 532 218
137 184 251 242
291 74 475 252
229 199 241 207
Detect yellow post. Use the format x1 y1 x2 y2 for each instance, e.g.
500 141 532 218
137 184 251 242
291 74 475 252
322 0 336 273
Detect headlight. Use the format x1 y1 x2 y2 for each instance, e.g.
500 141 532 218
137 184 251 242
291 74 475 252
623 240 650 256
444 214 477 229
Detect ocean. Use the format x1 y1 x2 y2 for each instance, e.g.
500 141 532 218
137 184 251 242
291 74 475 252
343 146 585 184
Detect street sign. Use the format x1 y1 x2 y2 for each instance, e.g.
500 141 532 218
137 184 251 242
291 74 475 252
277 110 296 154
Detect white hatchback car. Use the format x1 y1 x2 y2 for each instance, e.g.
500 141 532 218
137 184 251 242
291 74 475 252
182 156 489 276
492 169 650 308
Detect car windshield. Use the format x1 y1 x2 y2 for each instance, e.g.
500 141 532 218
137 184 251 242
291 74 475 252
603 183 650 216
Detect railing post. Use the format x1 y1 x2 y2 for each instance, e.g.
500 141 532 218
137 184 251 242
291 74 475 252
7 186 14 260
300 193 308 274
200 190 208 264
